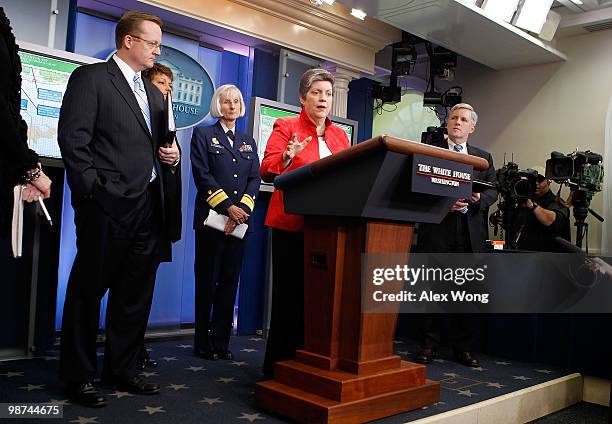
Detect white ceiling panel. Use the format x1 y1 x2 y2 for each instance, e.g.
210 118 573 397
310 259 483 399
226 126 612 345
339 0 567 69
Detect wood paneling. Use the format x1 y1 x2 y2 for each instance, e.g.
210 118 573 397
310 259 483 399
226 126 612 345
255 217 439 422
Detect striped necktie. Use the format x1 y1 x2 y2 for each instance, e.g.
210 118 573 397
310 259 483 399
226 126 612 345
452 144 468 214
133 74 152 133
133 74 156 182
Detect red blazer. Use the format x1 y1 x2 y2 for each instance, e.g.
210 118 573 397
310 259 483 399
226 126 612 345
261 108 350 232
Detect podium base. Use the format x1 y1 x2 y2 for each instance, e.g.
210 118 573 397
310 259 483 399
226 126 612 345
255 360 440 424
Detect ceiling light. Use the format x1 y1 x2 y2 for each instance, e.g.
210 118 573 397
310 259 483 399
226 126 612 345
351 8 366 20
570 0 583 4
310 0 334 6
512 0 554 33
481 0 521 23
538 9 561 41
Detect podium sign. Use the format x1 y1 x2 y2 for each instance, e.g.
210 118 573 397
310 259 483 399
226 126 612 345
411 153 473 199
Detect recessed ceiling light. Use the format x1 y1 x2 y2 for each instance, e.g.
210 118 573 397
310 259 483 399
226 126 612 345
351 8 366 20
569 0 583 5
513 0 554 33
310 0 334 6
481 0 521 23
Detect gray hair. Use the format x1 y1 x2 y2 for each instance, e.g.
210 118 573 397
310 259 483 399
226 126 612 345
209 84 246 119
450 103 478 126
298 68 335 100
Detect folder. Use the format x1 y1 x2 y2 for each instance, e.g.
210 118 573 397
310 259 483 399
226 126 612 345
11 185 23 258
203 209 248 239
164 94 177 146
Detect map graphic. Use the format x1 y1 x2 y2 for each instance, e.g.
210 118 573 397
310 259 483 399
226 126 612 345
19 51 81 159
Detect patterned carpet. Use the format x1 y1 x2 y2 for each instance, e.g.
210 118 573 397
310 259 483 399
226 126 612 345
0 336 574 423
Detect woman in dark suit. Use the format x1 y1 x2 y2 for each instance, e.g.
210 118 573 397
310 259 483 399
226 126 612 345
190 84 260 360
0 7 52 237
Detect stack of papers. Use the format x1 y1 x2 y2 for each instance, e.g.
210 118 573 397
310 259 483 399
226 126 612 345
204 209 248 239
11 185 23 258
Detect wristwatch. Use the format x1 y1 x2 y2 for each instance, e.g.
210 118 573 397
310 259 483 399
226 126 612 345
531 202 539 211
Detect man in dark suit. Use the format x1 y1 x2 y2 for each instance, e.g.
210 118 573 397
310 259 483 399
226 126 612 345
416 103 497 367
58 11 180 407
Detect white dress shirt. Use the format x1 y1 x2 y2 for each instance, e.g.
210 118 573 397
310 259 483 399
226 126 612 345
220 121 235 148
318 136 332 159
113 54 140 89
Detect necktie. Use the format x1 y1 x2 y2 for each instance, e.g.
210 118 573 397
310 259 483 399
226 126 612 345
133 74 156 182
452 144 468 214
226 129 234 148
133 74 152 133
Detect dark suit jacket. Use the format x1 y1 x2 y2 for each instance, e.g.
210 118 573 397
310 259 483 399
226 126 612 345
190 121 260 232
418 140 497 253
162 150 182 244
58 58 180 256
157 92 182 243
0 8 38 235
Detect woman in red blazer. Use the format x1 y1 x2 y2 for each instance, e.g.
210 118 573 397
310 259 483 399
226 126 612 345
261 68 350 375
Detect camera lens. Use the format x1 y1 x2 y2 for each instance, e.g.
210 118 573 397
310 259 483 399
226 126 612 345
513 179 534 198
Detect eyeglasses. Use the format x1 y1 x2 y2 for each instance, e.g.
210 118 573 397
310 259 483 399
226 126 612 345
129 34 162 52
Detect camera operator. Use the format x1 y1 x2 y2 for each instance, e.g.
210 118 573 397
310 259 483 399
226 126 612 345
512 167 571 252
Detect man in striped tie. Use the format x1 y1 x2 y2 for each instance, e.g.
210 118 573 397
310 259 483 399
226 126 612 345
415 103 497 368
58 11 180 407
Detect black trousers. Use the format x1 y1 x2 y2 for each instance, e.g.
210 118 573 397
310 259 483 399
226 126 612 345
262 229 304 376
419 212 475 353
59 184 162 383
194 226 246 352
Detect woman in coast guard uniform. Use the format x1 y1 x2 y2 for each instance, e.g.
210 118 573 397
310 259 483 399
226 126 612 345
190 84 260 360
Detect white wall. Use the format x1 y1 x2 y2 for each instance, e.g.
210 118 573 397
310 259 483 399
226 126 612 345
447 29 612 252
3 0 70 50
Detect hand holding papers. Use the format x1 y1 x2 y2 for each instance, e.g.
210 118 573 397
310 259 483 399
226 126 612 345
158 95 180 166
11 186 54 258
204 209 248 239
165 93 176 146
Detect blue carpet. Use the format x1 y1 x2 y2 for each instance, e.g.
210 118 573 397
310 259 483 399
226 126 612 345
531 401 609 423
0 336 574 423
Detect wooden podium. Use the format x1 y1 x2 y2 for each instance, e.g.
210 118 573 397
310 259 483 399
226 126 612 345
255 136 489 423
